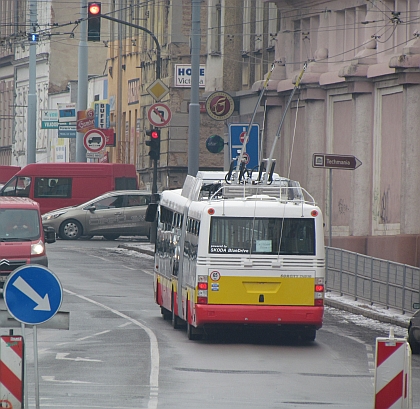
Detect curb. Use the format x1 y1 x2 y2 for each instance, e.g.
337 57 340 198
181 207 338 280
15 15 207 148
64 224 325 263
325 298 409 329
118 244 155 257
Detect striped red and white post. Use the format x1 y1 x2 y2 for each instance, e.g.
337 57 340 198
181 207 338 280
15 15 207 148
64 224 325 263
374 329 412 409
0 335 24 408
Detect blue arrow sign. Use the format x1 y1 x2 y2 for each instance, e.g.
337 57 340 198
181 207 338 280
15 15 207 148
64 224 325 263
4 265 63 325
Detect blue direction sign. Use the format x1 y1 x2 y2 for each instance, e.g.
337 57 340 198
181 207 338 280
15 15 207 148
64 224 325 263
4 265 63 325
229 124 259 169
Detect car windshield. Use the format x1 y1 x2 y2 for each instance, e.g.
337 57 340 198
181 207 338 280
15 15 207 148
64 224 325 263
0 209 41 240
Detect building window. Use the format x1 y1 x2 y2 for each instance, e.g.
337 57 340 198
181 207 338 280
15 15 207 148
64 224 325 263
209 0 222 55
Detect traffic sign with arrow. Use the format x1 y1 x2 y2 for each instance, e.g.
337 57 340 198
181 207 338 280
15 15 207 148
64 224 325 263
4 265 63 325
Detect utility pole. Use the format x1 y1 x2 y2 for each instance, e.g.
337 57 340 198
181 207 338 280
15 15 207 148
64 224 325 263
187 0 201 176
27 0 37 164
76 0 88 162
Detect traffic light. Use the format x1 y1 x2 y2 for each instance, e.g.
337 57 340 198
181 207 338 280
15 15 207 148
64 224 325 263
145 129 161 160
87 2 101 42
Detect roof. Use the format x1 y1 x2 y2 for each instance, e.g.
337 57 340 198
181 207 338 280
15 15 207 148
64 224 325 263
0 196 40 209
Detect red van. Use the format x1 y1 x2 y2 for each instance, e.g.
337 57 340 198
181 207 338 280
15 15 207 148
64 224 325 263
0 197 56 289
0 165 20 185
0 163 138 214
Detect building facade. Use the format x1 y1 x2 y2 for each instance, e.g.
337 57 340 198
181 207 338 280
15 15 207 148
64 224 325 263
0 0 109 166
254 0 420 265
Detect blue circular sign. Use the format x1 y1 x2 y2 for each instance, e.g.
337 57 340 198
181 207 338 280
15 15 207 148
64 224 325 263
4 265 63 325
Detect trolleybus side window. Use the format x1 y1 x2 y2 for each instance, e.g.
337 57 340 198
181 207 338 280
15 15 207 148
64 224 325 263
209 217 315 255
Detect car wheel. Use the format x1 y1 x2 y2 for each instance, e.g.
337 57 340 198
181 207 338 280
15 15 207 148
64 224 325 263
59 219 82 240
408 327 420 354
103 234 120 240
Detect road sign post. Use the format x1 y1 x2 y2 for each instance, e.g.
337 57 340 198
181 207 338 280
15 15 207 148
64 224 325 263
312 153 362 247
4 265 63 409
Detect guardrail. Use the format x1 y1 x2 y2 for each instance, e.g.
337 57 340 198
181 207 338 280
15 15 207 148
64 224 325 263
326 247 420 314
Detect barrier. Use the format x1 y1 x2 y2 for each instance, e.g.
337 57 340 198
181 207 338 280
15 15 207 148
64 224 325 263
374 329 412 409
0 335 24 409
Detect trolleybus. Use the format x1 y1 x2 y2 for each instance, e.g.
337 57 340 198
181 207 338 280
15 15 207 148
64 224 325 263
153 171 325 341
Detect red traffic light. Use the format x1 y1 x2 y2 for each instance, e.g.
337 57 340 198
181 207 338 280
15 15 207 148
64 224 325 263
88 2 101 15
151 130 160 139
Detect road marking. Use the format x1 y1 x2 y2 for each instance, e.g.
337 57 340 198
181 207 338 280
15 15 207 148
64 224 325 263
56 353 102 362
42 376 92 384
77 330 110 341
64 288 159 409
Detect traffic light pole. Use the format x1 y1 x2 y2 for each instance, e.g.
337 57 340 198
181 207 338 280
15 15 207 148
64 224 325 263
97 13 161 243
98 14 161 80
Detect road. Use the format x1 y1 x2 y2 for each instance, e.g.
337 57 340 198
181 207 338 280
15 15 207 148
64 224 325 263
1 237 418 409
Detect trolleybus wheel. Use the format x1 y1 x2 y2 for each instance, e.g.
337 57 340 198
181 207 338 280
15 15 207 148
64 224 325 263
186 302 203 340
171 295 183 329
300 329 316 342
187 322 203 340
161 306 171 320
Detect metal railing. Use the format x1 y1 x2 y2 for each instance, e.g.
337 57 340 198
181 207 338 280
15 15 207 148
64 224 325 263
326 247 420 314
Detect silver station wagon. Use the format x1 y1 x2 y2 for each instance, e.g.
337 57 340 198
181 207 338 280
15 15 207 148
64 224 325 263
42 190 152 240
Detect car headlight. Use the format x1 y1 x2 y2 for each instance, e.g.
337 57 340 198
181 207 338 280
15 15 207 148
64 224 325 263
31 241 45 255
42 211 67 221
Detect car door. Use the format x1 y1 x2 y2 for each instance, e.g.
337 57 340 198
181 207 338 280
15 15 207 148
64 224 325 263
123 193 151 236
84 194 125 236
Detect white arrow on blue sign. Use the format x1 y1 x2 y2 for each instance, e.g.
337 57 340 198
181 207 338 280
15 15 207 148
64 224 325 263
4 265 63 325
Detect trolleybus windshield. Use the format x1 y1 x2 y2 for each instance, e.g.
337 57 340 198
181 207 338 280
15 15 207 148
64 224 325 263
209 217 315 256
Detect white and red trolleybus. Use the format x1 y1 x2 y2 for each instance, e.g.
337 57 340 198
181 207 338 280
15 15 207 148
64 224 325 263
153 171 325 340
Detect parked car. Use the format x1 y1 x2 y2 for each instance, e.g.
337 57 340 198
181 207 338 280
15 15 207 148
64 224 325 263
408 303 420 354
41 190 152 240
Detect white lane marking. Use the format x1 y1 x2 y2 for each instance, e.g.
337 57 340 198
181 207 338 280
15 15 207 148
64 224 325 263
64 288 159 409
56 352 102 362
42 375 92 384
77 330 111 341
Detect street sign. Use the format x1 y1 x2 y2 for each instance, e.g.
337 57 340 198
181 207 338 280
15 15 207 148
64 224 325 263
148 103 172 127
4 265 63 325
229 124 259 169
84 129 106 152
146 79 170 102
41 109 58 129
312 153 362 170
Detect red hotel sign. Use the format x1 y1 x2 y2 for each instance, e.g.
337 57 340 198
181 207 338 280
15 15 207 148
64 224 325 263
312 153 362 170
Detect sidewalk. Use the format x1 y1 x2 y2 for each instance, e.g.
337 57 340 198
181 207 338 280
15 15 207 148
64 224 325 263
118 242 412 330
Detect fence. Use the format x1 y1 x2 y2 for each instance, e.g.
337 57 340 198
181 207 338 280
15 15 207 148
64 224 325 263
326 247 420 314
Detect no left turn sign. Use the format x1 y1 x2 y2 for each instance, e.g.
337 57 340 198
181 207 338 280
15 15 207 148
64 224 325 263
84 129 106 152
148 103 172 127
